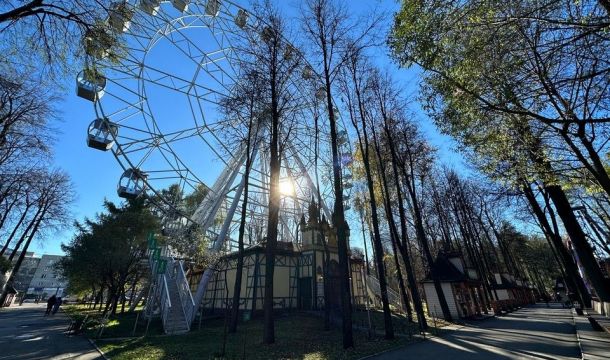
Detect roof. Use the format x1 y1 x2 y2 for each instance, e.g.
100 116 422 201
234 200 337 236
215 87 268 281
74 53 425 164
422 252 479 284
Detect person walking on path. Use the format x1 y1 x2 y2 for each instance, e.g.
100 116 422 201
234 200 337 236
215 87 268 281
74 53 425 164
51 297 62 315
45 295 56 316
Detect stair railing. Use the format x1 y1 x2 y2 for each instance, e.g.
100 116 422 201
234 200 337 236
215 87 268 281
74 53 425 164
145 243 196 333
364 274 402 310
144 249 159 318
176 260 195 331
159 274 172 333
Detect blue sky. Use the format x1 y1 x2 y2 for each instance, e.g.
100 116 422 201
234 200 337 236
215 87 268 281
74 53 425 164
32 0 467 256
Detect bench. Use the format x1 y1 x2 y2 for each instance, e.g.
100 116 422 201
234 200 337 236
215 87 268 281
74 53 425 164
66 315 89 335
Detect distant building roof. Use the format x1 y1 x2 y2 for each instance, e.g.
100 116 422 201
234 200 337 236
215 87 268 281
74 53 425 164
422 252 480 284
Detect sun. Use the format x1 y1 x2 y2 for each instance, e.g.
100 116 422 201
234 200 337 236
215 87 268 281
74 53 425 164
279 178 295 196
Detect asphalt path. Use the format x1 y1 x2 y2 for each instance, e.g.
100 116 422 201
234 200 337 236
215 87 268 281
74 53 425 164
0 302 102 360
374 304 582 359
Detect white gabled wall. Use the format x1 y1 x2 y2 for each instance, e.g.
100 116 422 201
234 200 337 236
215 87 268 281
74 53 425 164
423 282 460 319
496 289 510 300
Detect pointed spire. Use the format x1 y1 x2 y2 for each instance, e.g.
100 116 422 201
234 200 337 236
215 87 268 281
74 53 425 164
308 196 319 224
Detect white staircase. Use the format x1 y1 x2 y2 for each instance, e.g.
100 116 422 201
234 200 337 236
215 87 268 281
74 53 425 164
162 277 189 334
145 247 195 335
364 273 403 310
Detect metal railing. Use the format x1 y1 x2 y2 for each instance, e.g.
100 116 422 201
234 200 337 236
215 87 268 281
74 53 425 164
144 244 196 334
159 274 172 332
176 260 195 330
144 250 159 318
365 273 402 309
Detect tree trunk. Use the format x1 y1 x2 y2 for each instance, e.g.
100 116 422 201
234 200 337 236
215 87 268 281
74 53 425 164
403 166 453 322
324 68 353 351
263 80 281 344
522 184 590 307
7 205 41 261
371 122 412 321
349 96 394 339
381 122 427 330
229 121 255 333
545 184 610 301
0 210 44 306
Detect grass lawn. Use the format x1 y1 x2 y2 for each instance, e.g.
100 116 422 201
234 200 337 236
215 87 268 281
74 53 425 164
63 304 164 338
96 313 422 360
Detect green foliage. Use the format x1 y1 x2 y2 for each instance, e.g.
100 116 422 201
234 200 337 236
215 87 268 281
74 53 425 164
389 0 610 190
499 222 561 290
59 197 160 308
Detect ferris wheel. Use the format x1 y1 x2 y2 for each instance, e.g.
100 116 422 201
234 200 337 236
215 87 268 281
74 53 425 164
76 0 354 251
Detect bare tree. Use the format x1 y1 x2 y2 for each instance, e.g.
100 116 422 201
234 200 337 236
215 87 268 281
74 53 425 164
1 1 109 80
300 1 382 346
341 48 394 339
220 69 263 333
236 1 302 344
369 70 428 329
0 169 74 306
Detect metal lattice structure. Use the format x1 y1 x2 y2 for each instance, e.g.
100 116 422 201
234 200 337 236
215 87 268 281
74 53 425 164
76 0 353 327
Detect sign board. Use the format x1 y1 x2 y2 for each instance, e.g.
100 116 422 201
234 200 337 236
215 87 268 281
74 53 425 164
147 232 156 249
156 259 167 274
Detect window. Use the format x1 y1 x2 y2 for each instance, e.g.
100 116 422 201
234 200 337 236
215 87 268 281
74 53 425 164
41 274 46 279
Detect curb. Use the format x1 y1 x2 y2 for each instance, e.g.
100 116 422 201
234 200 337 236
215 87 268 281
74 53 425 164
570 308 586 360
88 338 111 360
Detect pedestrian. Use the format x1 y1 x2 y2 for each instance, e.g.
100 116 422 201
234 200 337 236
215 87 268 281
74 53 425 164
52 297 62 315
45 295 56 316
556 292 563 307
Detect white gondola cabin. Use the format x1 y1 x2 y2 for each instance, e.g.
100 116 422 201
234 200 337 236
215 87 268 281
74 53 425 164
76 69 107 102
302 65 313 80
337 129 348 144
117 169 147 199
140 0 161 15
315 87 326 101
235 9 248 28
205 0 220 17
260 26 274 43
172 0 189 12
284 44 296 61
87 118 118 151
108 1 134 33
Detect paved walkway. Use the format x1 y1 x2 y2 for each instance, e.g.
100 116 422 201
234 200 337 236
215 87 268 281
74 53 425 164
0 303 102 360
574 309 610 359
374 304 582 359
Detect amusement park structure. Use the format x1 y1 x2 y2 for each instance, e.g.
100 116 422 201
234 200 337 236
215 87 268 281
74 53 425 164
75 0 373 334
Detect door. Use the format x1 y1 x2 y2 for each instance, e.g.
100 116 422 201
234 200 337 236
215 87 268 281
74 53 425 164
327 260 341 310
299 277 312 310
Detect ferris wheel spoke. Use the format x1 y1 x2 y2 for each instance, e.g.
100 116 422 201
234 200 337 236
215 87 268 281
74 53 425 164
124 58 228 103
151 13 239 94
155 142 209 186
